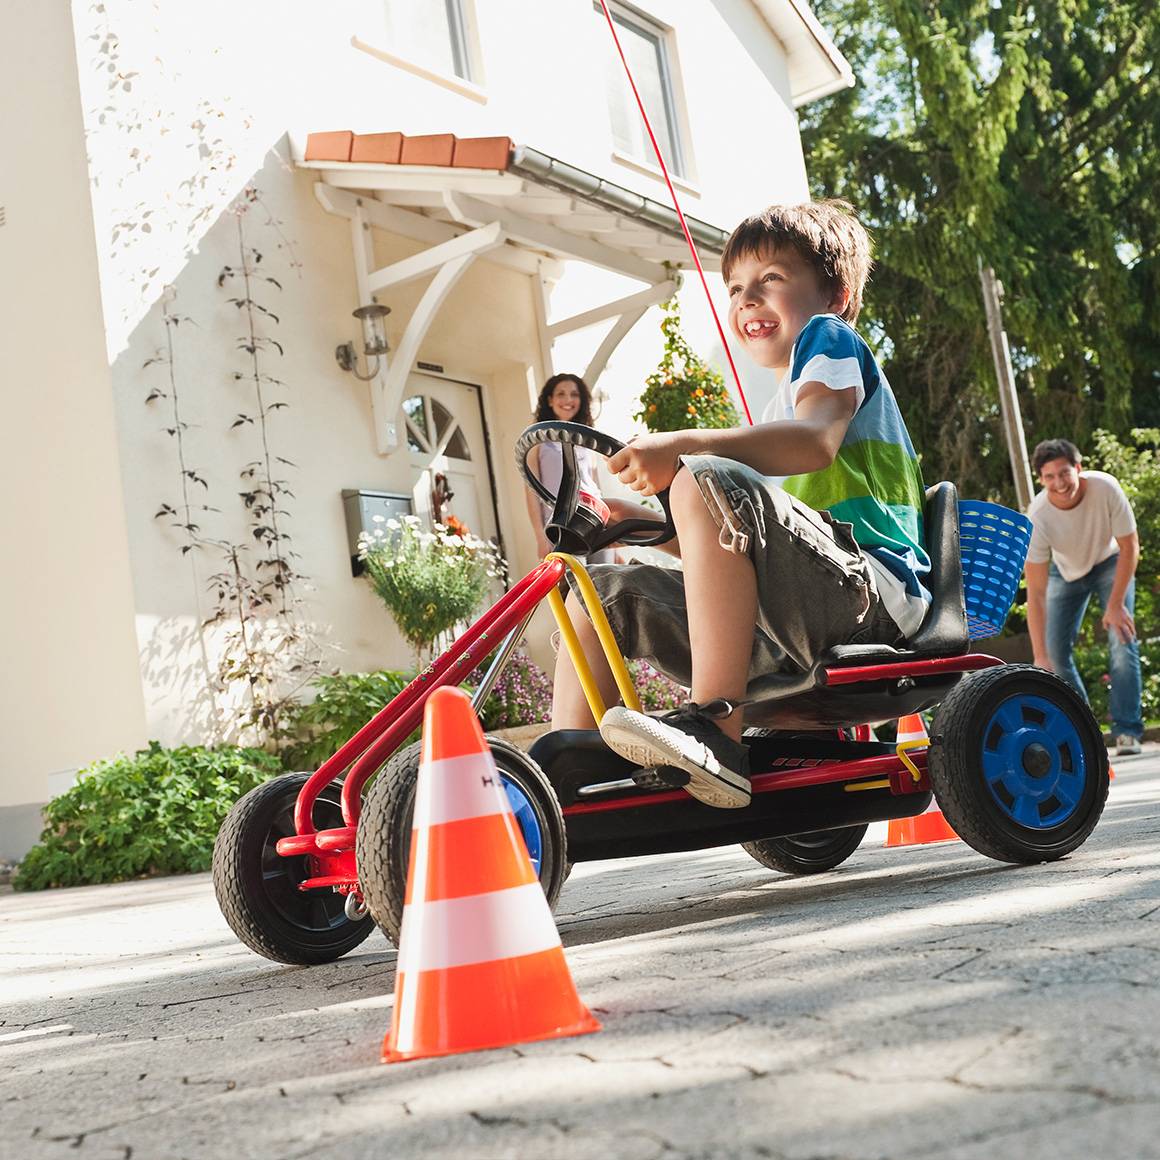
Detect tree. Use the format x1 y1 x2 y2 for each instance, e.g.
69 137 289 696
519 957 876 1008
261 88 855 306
800 0 1160 501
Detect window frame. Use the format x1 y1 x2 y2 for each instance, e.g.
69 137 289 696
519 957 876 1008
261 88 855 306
596 1 690 180
356 0 486 103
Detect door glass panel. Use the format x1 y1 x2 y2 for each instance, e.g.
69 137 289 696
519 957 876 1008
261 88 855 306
443 426 470 460
430 399 472 460
403 395 428 452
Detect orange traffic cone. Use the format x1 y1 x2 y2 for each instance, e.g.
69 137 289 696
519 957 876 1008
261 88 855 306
383 686 600 1063
886 712 959 847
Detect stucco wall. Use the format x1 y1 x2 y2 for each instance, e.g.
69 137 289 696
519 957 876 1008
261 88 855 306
0 0 820 821
0 3 147 847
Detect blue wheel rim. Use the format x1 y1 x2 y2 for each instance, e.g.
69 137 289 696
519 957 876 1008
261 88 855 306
502 776 543 874
980 694 1088 829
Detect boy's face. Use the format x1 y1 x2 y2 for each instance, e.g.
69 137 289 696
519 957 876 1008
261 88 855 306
726 246 843 371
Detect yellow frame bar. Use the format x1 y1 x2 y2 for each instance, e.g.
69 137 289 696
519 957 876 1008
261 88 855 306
545 552 641 721
843 777 892 793
896 738 928 783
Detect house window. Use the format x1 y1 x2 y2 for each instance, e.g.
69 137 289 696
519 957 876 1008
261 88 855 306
596 2 686 176
383 0 472 81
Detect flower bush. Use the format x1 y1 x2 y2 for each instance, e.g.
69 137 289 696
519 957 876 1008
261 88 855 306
628 659 687 712
474 649 554 730
14 743 283 890
359 514 504 664
635 297 740 434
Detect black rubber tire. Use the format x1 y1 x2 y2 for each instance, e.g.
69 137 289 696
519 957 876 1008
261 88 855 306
741 824 868 874
355 738 568 947
213 772 374 964
928 664 1109 864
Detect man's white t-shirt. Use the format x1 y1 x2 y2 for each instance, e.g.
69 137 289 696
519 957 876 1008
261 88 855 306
1026 471 1136 582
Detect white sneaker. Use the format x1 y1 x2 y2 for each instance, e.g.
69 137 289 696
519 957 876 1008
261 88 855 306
600 705 751 809
1116 734 1143 756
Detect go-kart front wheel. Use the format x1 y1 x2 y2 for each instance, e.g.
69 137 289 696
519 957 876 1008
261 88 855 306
929 665 1109 864
741 824 868 875
355 738 568 946
213 772 375 964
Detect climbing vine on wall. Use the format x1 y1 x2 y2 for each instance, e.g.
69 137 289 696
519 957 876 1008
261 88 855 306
202 186 321 745
144 186 321 748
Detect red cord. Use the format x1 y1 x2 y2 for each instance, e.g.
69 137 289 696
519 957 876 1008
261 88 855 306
597 0 753 425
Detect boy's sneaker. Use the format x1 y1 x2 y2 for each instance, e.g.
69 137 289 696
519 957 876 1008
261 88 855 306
599 705 751 809
1116 734 1143 756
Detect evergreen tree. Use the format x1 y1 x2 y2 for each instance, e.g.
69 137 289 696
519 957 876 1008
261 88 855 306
801 0 1160 500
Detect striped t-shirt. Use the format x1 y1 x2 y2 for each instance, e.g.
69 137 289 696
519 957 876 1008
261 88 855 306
762 314 931 636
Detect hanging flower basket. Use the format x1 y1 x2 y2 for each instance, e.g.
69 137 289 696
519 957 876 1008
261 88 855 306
634 297 740 434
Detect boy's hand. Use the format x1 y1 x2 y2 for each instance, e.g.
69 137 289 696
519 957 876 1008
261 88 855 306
607 432 683 496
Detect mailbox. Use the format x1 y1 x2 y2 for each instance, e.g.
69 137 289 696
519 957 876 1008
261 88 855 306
341 488 413 577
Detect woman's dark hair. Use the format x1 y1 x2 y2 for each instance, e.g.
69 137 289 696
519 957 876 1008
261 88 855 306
535 373 594 426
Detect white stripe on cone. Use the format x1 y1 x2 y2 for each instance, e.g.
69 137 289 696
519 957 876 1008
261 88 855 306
396 883 562 973
412 751 511 827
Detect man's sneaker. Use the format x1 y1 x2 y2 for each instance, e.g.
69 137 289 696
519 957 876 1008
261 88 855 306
599 704 751 809
1116 734 1143 756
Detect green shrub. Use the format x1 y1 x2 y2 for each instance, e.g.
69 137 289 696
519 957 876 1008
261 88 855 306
14 742 283 891
281 670 411 771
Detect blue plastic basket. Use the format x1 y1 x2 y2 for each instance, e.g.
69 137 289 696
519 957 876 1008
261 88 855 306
957 500 1033 640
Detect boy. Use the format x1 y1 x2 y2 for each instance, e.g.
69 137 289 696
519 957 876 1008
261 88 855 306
552 200 930 809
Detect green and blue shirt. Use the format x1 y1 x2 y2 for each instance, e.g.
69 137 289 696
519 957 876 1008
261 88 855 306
763 314 931 636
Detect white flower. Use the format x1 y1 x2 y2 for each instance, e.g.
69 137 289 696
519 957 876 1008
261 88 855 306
386 518 400 530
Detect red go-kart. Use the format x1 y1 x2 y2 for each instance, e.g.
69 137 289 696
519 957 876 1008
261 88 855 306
213 422 1109 963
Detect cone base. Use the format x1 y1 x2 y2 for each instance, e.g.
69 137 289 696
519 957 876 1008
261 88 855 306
382 945 602 1064
383 1009 600 1063
886 811 959 847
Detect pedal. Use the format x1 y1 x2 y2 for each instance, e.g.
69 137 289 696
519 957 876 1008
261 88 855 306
632 765 691 790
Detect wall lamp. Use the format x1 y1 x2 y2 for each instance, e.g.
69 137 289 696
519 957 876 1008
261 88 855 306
336 303 391 381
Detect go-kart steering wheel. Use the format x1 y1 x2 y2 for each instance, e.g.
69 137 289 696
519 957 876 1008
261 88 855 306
515 421 676 556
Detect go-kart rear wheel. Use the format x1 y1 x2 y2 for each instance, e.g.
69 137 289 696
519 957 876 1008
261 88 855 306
741 824 868 875
213 772 375 964
355 738 568 946
929 665 1109 864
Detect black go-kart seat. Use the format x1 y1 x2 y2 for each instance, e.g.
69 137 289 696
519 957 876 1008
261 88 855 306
741 481 970 730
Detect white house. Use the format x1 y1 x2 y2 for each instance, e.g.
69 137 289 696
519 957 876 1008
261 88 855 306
0 0 852 857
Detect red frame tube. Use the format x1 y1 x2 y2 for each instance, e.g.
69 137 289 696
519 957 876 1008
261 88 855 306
290 558 566 837
823 653 1001 686
563 750 929 816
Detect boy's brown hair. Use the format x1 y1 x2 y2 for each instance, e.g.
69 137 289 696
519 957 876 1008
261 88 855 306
721 199 872 324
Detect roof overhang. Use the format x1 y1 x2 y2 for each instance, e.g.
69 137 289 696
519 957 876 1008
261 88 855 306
299 145 729 284
752 0 855 107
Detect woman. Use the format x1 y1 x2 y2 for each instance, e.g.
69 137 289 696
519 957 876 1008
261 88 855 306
522 373 621 563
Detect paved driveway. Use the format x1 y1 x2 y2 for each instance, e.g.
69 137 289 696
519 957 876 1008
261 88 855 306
3 746 1160 1160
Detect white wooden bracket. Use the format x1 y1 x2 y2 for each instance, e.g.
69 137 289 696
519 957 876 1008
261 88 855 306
542 275 682 390
326 185 504 454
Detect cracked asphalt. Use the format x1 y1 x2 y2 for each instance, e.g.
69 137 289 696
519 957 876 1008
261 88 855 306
4 743 1160 1160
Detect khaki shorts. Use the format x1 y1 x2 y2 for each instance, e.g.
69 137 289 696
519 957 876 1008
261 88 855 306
574 454 904 689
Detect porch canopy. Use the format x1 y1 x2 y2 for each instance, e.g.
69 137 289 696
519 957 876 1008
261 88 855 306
300 130 730 452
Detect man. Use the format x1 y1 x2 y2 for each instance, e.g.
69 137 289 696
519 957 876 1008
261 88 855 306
1024 438 1143 755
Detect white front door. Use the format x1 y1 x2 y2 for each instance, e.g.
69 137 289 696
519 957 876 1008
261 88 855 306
403 373 499 545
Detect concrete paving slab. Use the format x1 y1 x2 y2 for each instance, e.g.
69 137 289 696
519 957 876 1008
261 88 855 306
2 744 1159 1159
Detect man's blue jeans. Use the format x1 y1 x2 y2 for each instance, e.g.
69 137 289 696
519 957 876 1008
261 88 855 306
1046 553 1143 739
